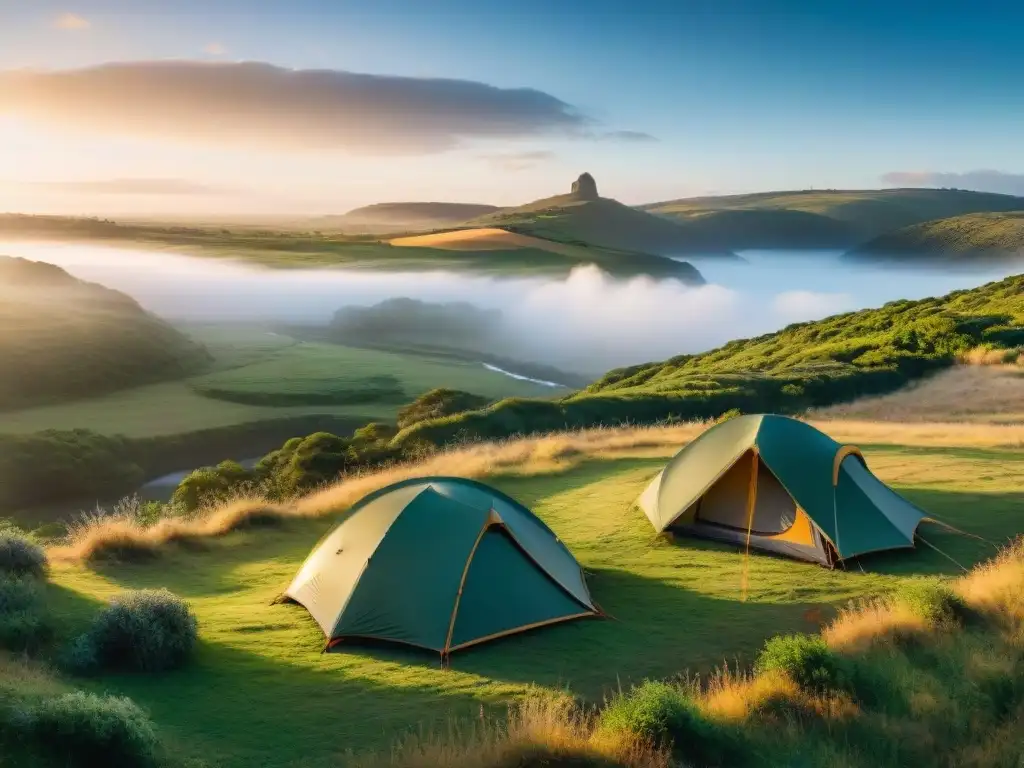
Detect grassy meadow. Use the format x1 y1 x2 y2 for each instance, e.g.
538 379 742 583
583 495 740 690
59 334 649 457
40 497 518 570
33 420 1023 767
0 325 562 439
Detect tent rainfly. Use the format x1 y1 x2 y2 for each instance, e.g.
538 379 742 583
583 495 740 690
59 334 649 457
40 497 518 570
282 477 599 657
638 414 930 565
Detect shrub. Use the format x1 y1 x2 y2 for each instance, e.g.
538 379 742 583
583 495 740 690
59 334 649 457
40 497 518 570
599 680 742 764
396 388 491 429
18 691 159 768
70 589 198 673
0 575 52 653
171 461 254 512
601 681 690 744
755 634 846 694
894 579 965 624
0 528 47 579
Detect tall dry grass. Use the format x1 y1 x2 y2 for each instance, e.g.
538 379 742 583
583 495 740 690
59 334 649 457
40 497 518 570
51 415 1024 563
352 693 669 768
50 423 708 563
814 364 1024 425
955 536 1024 632
356 540 1024 768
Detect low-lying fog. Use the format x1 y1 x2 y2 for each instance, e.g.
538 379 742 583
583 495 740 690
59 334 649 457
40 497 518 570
3 241 1018 376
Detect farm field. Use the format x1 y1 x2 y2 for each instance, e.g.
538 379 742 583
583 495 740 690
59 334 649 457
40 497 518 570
43 421 1023 767
0 325 563 438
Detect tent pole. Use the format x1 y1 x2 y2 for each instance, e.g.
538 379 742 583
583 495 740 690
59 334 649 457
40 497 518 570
741 450 759 601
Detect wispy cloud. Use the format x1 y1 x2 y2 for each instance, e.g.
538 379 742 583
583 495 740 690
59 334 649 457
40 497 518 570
30 178 231 195
596 130 658 143
478 150 555 171
54 13 90 30
0 61 633 155
882 169 1024 197
204 42 227 56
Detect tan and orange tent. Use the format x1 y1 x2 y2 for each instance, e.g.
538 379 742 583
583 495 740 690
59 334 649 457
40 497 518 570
638 414 930 565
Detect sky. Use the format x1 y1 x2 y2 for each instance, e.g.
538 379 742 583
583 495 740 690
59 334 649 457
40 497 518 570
1 0 1023 217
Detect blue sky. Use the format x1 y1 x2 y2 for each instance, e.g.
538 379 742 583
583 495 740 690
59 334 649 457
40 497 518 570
1 0 1023 214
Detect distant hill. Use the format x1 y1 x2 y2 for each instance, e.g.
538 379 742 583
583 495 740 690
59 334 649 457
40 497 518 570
394 273 1024 447
642 188 1024 249
306 202 502 234
467 174 739 258
848 211 1024 263
387 226 705 283
678 209 857 250
0 256 210 409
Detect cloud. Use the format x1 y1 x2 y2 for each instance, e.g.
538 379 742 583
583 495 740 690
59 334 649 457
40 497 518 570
772 290 855 323
882 169 1024 196
204 43 227 56
30 178 231 195
596 130 658 143
478 150 555 171
54 13 90 30
0 61 605 154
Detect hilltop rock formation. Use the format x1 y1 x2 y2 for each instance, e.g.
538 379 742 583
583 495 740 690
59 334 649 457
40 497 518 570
570 173 599 201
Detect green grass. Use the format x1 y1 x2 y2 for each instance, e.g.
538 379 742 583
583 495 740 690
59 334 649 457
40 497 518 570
43 443 1020 767
0 326 563 439
851 211 1024 261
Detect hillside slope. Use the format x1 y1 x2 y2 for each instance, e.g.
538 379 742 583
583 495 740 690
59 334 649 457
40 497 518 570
0 256 210 409
468 174 739 258
387 226 705 282
305 202 501 234
848 211 1024 263
643 188 1024 248
395 273 1024 446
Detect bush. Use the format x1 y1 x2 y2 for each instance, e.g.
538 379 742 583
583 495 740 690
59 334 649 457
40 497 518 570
70 589 198 673
0 575 52 652
755 634 846 694
171 460 254 512
0 528 47 579
599 680 742 764
601 680 690 744
18 691 159 768
396 388 491 429
894 579 965 624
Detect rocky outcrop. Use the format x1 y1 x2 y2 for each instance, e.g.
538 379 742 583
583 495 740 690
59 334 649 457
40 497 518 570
570 173 598 201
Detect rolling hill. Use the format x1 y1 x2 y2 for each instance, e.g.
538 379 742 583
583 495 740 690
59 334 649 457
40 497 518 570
0 214 701 280
304 202 502 234
643 188 1024 249
0 256 211 409
393 272 1024 447
465 173 739 258
848 211 1024 263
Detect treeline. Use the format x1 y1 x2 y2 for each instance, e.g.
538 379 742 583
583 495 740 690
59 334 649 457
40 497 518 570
0 415 371 512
